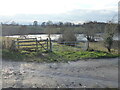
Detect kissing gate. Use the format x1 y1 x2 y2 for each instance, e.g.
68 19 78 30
12 38 52 52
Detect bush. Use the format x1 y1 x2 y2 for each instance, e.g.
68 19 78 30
2 37 15 50
58 36 65 44
58 30 77 46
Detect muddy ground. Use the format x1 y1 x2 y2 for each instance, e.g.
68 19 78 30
0 58 119 88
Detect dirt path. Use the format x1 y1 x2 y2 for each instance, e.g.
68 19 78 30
0 58 118 88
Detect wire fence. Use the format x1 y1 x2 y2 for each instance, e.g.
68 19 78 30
52 41 88 52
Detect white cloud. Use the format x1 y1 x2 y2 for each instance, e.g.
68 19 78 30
0 8 117 24
0 0 118 16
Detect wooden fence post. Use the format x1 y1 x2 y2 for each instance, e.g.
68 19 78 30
2 40 5 49
47 38 48 50
50 38 52 52
11 40 16 51
36 38 38 52
84 41 89 51
17 38 19 49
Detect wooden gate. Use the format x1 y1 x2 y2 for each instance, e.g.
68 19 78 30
13 38 52 52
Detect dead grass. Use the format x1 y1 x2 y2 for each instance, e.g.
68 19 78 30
1 37 16 49
89 41 119 54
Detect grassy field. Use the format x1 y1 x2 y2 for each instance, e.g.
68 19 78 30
1 37 119 62
89 41 119 54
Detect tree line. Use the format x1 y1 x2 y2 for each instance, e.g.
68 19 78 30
2 21 107 36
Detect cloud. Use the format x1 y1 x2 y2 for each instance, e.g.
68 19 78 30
0 9 117 24
0 0 118 16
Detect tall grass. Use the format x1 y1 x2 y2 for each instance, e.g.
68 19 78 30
0 37 16 49
89 41 119 54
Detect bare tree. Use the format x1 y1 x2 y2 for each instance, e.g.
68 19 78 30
103 21 117 52
83 21 99 50
83 21 99 41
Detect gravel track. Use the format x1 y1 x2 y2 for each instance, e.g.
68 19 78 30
0 58 119 88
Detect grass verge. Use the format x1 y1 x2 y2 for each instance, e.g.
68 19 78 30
2 48 119 63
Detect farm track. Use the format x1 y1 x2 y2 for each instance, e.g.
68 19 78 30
0 58 119 88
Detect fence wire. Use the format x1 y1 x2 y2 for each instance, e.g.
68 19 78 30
52 41 88 52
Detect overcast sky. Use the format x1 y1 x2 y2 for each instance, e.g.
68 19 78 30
0 0 119 24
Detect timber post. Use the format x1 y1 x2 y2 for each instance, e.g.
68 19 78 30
49 38 52 52
17 38 19 49
47 38 49 50
11 40 16 51
36 38 38 52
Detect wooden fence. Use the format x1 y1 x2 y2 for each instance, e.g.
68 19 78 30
12 38 52 52
11 38 88 52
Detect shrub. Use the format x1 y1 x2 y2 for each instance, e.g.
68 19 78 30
58 30 77 46
2 37 16 50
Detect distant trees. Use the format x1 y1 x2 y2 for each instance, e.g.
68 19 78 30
58 22 63 26
11 21 16 25
10 21 19 26
19 25 27 35
33 21 38 26
41 22 46 27
46 21 53 26
2 20 108 38
64 22 74 26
